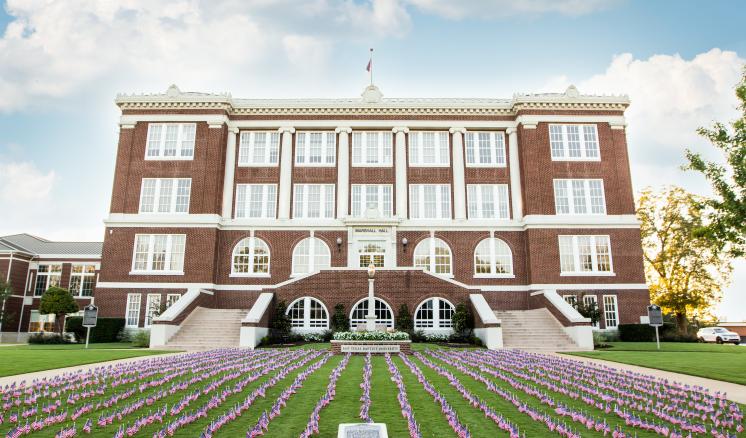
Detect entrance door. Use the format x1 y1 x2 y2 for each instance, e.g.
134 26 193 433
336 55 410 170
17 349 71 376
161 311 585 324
357 241 386 267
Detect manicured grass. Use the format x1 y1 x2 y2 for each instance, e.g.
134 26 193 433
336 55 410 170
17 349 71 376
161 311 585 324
0 343 175 377
567 342 746 385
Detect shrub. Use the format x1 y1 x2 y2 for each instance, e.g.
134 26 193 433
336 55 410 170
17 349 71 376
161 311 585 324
451 303 474 341
270 301 292 342
410 330 426 342
332 331 410 341
131 330 150 348
395 304 413 332
330 304 349 332
66 317 126 343
28 333 70 344
618 324 655 342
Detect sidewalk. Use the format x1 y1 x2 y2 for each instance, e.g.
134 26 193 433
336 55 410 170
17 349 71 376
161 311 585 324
556 353 746 404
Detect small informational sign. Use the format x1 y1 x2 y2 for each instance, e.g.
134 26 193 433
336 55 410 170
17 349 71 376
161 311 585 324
647 305 663 327
83 304 98 327
338 423 388 438
340 344 400 353
353 227 389 235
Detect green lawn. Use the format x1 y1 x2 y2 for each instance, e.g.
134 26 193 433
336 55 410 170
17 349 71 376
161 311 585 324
0 343 175 377
566 342 746 385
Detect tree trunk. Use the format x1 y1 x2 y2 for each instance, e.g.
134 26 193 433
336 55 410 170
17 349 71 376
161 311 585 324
675 311 688 334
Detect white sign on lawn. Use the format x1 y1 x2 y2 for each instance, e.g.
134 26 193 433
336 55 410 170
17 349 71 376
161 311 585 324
340 344 400 353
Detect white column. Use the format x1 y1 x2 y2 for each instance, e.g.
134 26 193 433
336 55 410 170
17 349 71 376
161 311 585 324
507 127 523 221
277 126 295 220
393 126 409 219
221 127 239 219
366 278 376 331
450 127 467 220
336 127 352 219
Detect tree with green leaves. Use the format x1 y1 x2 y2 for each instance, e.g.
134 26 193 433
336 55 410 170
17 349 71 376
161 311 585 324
395 304 413 332
0 278 14 334
271 301 292 341
451 303 474 339
39 287 79 335
684 69 746 256
637 186 732 333
572 296 601 327
330 303 349 332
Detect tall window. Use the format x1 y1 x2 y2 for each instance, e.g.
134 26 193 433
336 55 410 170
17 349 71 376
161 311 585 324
146 123 196 159
474 237 513 277
295 131 336 165
125 293 142 327
28 311 55 332
603 295 619 328
465 131 506 166
292 237 331 275
139 178 192 213
166 294 181 308
351 185 393 217
293 184 335 219
358 242 386 268
34 264 62 296
145 294 161 328
287 297 329 330
235 184 277 219
69 264 96 297
408 131 449 166
563 295 578 306
232 237 270 276
352 132 393 166
238 131 281 166
467 184 510 219
131 234 186 273
350 298 393 328
415 298 455 329
413 237 452 275
409 184 451 219
553 179 606 215
559 235 613 274
549 124 599 160
583 295 600 328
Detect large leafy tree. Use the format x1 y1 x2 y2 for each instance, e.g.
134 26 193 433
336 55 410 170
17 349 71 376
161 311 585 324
0 278 14 331
684 70 746 256
637 186 732 332
39 287 79 335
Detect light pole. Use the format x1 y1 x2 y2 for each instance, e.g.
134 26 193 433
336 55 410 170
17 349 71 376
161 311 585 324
366 263 377 331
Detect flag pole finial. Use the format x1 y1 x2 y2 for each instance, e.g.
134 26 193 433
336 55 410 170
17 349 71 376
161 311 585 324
367 48 374 86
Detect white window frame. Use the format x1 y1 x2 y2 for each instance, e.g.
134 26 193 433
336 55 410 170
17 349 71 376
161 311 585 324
230 237 271 277
549 124 600 161
473 237 514 278
139 178 192 214
350 184 393 218
145 123 196 160
235 184 277 219
293 184 335 219
295 131 336 166
349 297 394 328
144 293 162 328
287 297 329 332
583 294 600 328
558 235 614 276
414 297 455 330
467 184 510 219
166 294 181 308
68 264 96 297
237 131 281 167
351 131 393 167
602 295 619 329
28 310 55 332
563 295 578 306
358 241 386 268
34 264 62 296
291 237 332 276
125 293 142 328
130 234 186 275
408 131 450 167
409 184 452 219
553 179 606 215
413 237 453 277
465 131 506 167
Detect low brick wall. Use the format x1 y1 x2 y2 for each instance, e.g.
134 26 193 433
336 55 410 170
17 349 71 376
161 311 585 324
330 340 412 355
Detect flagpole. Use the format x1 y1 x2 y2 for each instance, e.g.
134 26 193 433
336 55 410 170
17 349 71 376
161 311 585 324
369 48 373 86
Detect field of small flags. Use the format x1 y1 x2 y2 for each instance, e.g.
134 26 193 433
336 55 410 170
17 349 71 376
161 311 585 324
1 346 744 437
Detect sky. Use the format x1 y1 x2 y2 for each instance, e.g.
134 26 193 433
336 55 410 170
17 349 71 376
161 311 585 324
0 0 744 320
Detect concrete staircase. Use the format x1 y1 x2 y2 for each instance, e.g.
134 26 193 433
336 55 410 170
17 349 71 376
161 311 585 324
164 307 246 350
495 308 579 351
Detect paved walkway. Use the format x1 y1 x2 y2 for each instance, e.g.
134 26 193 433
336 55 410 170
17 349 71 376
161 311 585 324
555 353 746 404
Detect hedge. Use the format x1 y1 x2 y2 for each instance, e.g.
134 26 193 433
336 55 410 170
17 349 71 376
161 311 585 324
618 324 655 342
65 317 126 343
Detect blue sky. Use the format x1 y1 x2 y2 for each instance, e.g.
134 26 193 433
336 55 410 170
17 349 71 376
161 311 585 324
0 0 744 320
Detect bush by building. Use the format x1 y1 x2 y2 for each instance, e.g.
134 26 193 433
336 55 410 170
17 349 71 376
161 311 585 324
65 317 126 343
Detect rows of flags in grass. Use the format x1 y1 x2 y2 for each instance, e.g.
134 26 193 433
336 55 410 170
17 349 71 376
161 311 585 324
1 347 744 437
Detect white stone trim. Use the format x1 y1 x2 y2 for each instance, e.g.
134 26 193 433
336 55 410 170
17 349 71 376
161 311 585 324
242 292 274 324
221 127 239 218
507 128 522 220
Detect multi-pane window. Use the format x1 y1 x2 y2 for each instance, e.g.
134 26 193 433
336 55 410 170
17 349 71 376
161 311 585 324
549 124 600 160
474 237 513 277
553 179 606 215
409 184 451 219
352 132 393 166
603 295 619 328
231 237 270 275
465 131 506 166
139 178 191 213
69 265 96 297
350 298 393 328
235 184 277 219
293 184 335 219
125 293 141 327
358 242 386 268
292 237 331 275
166 294 181 308
408 131 449 166
287 297 329 330
146 123 196 159
34 264 62 296
467 184 510 219
131 234 186 273
583 295 600 328
28 311 55 332
145 294 161 328
295 131 336 166
351 185 393 218
563 295 578 306
413 237 452 275
415 298 455 329
558 235 613 274
238 131 281 166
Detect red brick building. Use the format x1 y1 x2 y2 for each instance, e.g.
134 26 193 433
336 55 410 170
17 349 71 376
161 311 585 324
94 84 649 349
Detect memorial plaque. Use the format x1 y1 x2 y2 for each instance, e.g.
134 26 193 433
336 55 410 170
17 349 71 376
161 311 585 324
82 304 98 327
338 423 388 438
647 305 663 327
340 344 400 353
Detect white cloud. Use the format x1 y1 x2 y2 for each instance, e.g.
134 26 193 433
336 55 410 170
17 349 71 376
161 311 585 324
0 161 55 202
406 0 612 19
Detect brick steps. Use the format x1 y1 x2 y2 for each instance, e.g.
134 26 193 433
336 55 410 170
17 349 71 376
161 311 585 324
496 308 578 351
164 307 246 350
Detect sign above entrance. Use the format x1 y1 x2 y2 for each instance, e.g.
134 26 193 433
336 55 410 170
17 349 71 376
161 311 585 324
352 227 389 235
